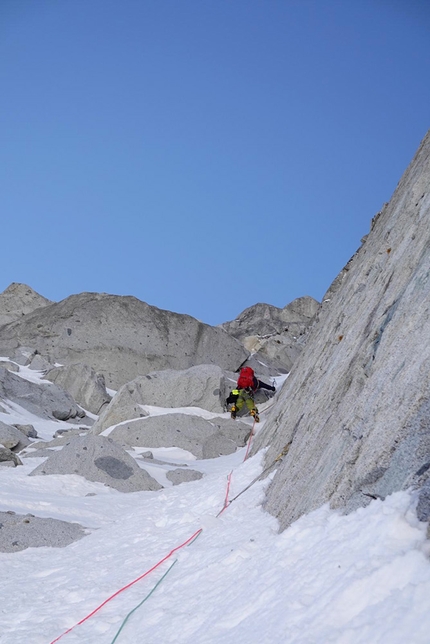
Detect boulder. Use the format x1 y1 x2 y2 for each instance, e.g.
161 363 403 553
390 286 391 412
0 421 30 451
0 283 52 328
92 365 227 434
27 433 85 451
13 424 38 438
0 367 91 424
28 353 53 372
108 414 250 459
0 447 22 467
11 347 38 366
45 363 111 415
29 434 162 493
53 427 89 439
167 468 203 485
0 292 249 389
0 511 85 552
253 131 430 530
53 408 86 421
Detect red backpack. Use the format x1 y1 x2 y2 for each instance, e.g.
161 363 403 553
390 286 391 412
237 367 256 390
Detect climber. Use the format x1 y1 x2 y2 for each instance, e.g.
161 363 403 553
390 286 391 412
226 366 275 423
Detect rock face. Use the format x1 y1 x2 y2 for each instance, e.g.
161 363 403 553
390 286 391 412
0 292 249 389
221 296 319 372
253 131 430 530
0 283 52 327
29 434 162 493
92 364 228 434
45 363 112 415
108 414 250 459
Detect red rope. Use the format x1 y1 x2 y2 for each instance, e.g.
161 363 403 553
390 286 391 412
243 418 256 461
49 528 203 644
49 449 240 642
217 471 233 516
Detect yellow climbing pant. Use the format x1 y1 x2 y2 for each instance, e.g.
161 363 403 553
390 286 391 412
235 389 257 414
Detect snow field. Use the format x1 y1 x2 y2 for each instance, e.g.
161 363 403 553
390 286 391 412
1 446 430 644
0 363 429 643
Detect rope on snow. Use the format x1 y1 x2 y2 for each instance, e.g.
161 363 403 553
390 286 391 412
109 559 178 644
48 529 203 644
49 409 288 644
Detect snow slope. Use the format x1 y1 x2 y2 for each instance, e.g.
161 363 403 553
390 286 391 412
0 369 429 643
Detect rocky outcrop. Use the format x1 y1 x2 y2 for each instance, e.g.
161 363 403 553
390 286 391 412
92 364 228 434
253 131 430 530
0 283 52 328
0 367 90 423
108 414 250 459
167 468 203 485
29 434 162 493
45 363 112 415
0 447 22 467
13 424 37 438
0 511 86 552
0 292 249 390
221 296 319 371
0 421 30 451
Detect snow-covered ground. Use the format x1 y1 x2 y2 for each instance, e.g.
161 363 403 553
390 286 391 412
1 366 430 643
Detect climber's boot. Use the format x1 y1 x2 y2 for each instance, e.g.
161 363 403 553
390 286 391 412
250 408 260 423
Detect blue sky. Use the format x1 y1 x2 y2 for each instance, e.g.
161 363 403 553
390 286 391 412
1 0 429 325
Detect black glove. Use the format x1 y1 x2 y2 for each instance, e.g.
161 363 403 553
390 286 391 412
226 392 239 405
270 386 275 392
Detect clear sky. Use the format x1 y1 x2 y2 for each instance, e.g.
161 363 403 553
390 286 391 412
1 0 429 325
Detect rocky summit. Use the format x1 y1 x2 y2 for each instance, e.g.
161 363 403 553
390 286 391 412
0 131 429 557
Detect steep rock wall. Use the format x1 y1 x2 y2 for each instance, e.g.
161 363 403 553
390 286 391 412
253 131 430 531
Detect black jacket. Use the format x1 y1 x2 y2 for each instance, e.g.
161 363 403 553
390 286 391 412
255 378 275 392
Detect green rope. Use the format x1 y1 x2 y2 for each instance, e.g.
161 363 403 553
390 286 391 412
186 530 203 546
110 559 178 644
109 529 202 643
